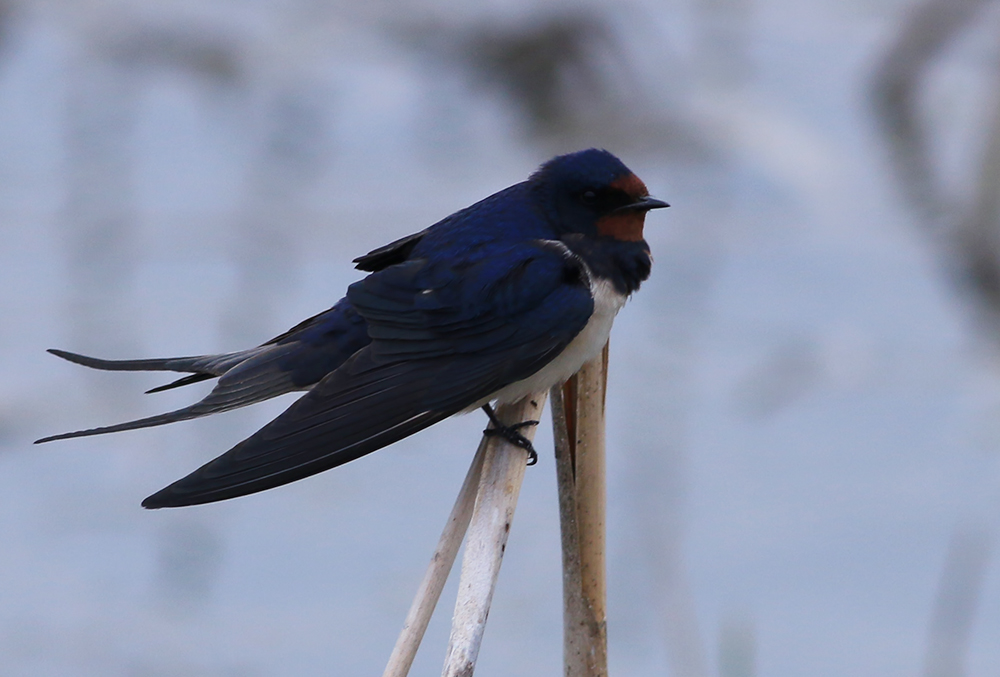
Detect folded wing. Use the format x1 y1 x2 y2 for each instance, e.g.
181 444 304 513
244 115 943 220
143 241 593 507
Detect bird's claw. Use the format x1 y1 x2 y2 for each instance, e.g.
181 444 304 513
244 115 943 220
480 404 540 465
483 420 539 465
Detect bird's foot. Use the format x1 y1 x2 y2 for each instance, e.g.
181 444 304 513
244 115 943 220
483 422 540 465
481 404 539 465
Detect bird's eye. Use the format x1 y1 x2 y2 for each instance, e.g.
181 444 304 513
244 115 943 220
581 190 598 205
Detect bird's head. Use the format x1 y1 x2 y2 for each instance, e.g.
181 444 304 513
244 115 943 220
529 148 668 242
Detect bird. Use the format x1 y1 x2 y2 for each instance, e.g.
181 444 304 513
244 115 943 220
36 149 668 508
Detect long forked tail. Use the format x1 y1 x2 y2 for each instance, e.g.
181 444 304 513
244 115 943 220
36 345 295 443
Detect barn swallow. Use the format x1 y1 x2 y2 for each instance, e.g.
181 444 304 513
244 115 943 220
37 149 668 508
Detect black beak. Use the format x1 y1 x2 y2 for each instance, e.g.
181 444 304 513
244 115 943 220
614 195 670 214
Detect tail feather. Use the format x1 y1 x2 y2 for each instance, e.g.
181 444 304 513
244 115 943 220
36 344 309 444
146 373 216 394
35 401 232 443
47 348 263 377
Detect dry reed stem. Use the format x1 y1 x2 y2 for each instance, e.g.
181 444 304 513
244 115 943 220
554 343 609 676
382 439 489 677
441 394 548 677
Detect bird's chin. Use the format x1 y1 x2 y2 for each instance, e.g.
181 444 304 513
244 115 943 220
596 212 646 241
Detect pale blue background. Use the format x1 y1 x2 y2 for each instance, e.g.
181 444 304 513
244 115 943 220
1 0 998 675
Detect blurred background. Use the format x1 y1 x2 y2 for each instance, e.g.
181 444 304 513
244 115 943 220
1 0 999 674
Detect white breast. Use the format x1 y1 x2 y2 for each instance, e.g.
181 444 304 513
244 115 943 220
483 276 627 406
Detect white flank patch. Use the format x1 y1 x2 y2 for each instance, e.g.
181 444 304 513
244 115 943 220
482 276 627 407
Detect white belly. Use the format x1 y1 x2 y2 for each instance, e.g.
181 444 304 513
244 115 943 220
480 277 627 406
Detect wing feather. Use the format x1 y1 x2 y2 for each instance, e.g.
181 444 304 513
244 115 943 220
142 242 593 507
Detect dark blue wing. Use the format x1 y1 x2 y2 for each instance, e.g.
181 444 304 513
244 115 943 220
142 241 593 507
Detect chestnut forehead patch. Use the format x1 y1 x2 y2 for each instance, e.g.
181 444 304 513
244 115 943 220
610 173 649 199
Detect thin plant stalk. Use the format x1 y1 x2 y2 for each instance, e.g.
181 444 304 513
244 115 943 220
551 383 589 675
553 343 609 676
382 438 489 677
441 394 548 677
